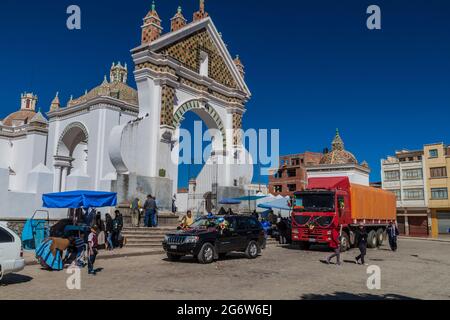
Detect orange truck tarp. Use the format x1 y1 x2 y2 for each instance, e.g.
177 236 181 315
350 183 396 221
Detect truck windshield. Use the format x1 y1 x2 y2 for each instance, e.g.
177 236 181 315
294 193 335 212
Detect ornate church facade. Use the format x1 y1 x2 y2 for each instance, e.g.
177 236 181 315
0 1 253 223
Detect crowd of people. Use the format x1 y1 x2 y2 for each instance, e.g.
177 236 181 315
62 209 124 276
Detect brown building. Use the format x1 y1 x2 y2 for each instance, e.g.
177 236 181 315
269 152 323 197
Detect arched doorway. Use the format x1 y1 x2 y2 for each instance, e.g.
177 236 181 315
54 122 89 191
171 100 226 214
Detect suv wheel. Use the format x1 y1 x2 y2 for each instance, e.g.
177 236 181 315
245 241 259 259
166 253 182 261
198 243 215 264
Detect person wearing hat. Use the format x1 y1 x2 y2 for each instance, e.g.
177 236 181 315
355 224 368 265
88 226 99 275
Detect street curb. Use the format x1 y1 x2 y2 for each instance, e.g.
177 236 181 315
399 236 450 243
25 250 165 267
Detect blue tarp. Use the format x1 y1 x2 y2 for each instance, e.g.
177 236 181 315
258 198 291 211
42 190 117 209
219 198 242 205
22 219 48 250
232 195 268 201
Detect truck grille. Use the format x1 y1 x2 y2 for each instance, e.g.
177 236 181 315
167 235 186 245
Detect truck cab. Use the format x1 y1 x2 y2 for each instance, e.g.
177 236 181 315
291 189 349 249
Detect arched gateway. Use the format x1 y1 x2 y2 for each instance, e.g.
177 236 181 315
109 2 253 212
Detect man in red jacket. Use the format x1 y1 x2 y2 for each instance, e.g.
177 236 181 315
326 226 341 266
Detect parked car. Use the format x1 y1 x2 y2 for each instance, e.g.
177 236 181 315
163 215 266 264
0 224 25 279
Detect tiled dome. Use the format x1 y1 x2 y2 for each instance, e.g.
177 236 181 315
2 110 36 127
320 129 358 165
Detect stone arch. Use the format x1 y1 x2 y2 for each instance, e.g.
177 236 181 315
173 100 227 149
56 122 89 157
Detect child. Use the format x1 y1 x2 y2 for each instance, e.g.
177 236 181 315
88 226 99 275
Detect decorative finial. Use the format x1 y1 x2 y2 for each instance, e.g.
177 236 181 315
200 0 205 12
178 5 182 14
152 0 156 11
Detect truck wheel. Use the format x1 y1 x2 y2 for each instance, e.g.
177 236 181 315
166 253 182 261
340 232 350 252
245 241 259 259
376 228 384 246
197 243 215 264
367 230 377 249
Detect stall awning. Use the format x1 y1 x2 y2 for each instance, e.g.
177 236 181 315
219 198 242 205
232 195 268 201
258 198 291 211
42 190 117 209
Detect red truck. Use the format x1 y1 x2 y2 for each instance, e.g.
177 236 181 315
291 177 396 251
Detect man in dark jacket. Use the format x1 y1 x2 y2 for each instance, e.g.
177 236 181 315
387 222 399 252
355 224 368 265
112 210 123 248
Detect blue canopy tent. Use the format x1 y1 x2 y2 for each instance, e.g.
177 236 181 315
34 190 118 270
42 190 117 209
258 198 292 217
219 198 242 205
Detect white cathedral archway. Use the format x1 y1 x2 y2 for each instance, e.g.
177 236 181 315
54 122 89 191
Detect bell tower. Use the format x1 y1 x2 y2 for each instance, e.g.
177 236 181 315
20 92 38 111
141 1 163 45
193 0 209 22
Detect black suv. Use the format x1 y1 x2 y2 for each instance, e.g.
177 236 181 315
162 215 266 264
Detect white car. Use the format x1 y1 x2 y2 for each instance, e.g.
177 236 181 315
0 224 25 279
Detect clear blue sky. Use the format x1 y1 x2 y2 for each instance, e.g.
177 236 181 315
1 0 450 188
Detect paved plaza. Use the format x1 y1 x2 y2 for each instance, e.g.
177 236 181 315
1 238 449 300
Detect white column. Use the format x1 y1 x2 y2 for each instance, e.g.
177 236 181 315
61 167 68 192
53 166 62 192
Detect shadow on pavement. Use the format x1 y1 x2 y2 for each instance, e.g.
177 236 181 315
280 244 332 252
0 273 33 286
301 292 418 300
162 252 253 264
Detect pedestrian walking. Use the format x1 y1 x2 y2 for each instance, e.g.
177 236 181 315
112 210 123 248
387 222 399 252
88 226 99 275
143 194 157 228
105 213 114 251
326 225 341 266
355 224 368 265
130 198 142 228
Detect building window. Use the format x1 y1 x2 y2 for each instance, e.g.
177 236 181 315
403 189 424 200
429 149 438 158
292 158 300 166
430 167 447 178
287 184 297 192
384 170 400 181
402 169 423 180
274 185 283 193
431 188 448 200
287 168 296 178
